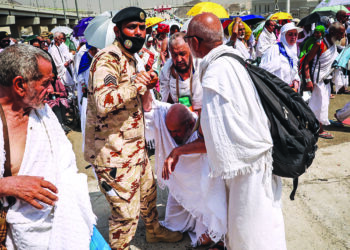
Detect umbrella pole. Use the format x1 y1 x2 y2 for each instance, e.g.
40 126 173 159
75 0 80 21
287 0 290 13
61 0 67 26
274 0 279 11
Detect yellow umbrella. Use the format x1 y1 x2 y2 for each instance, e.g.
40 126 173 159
228 21 252 41
269 12 293 20
145 17 165 28
187 2 229 19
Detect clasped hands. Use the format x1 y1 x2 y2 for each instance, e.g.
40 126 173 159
134 70 158 90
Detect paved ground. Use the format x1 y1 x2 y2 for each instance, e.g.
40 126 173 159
67 94 350 250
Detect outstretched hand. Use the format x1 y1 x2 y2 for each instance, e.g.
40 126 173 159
162 149 180 180
1 176 58 209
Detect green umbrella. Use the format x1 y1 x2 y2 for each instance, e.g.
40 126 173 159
312 5 350 14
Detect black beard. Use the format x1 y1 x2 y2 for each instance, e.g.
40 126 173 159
174 64 190 74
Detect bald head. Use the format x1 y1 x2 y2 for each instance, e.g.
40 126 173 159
336 10 348 24
188 13 223 44
165 104 195 145
187 13 223 58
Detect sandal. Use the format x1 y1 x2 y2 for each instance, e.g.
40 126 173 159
319 131 334 139
207 241 227 250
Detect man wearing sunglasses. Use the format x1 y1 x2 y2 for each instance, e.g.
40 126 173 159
186 13 287 250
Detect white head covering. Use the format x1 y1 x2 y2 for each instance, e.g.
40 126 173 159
280 23 302 66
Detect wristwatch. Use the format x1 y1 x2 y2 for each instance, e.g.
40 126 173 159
305 78 312 82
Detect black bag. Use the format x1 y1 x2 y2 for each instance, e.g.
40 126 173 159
220 53 320 200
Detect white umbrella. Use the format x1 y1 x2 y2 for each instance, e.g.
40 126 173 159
84 10 118 49
51 26 73 35
316 0 350 8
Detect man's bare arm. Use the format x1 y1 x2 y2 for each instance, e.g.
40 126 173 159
162 137 206 180
141 89 153 112
0 176 58 209
303 42 320 91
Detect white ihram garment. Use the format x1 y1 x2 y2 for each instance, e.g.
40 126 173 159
256 28 277 57
48 44 75 87
309 42 338 125
234 39 254 60
144 100 226 246
0 105 96 250
200 44 286 250
77 68 90 152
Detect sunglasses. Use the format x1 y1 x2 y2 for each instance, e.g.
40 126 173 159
184 35 203 43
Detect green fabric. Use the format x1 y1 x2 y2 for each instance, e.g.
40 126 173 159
299 26 325 59
65 37 76 52
299 37 316 58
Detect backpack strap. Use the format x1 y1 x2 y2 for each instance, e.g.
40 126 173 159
289 178 298 200
315 39 325 83
0 104 11 177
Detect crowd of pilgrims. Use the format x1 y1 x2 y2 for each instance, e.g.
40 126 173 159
1 10 348 139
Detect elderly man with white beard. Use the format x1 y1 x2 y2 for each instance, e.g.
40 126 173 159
0 44 95 249
226 17 256 60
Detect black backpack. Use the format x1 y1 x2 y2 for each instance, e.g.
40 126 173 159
220 53 320 200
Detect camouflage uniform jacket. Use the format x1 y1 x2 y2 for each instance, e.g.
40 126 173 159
84 41 148 168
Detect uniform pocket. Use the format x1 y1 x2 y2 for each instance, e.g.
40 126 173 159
121 126 143 140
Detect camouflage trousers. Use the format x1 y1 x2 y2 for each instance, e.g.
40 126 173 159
95 158 158 250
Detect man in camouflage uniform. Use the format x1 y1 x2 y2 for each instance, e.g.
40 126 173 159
84 7 183 250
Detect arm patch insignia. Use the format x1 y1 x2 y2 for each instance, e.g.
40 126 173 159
104 74 117 86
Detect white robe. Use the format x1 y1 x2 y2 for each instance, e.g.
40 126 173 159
260 44 300 86
74 44 88 82
234 39 255 60
159 58 203 110
256 28 277 57
0 105 96 250
199 44 286 250
48 44 75 87
309 43 338 125
144 100 227 246
77 63 90 152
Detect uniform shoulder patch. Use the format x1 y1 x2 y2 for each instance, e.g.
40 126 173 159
104 74 118 86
